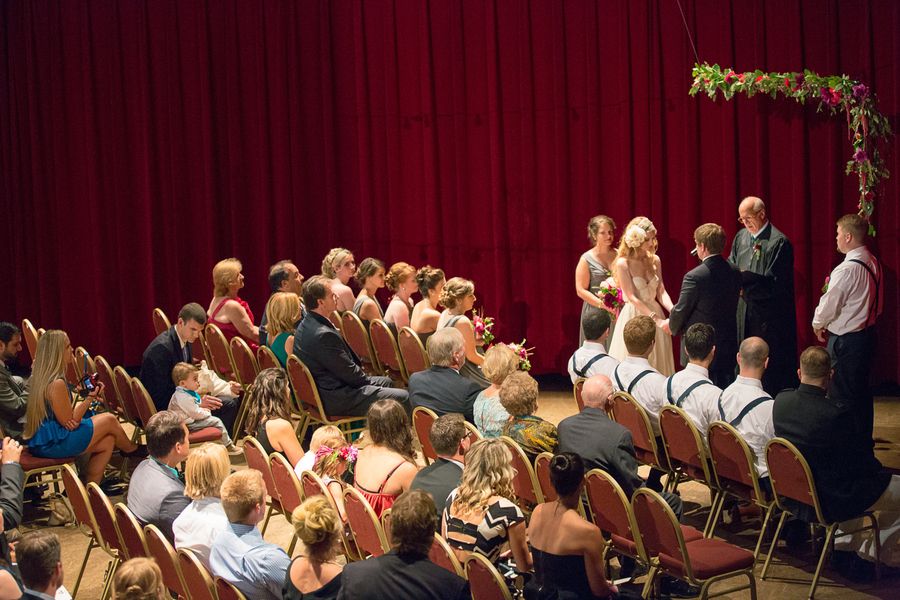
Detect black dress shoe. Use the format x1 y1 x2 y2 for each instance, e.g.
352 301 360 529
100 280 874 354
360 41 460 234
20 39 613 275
661 576 700 598
121 444 148 458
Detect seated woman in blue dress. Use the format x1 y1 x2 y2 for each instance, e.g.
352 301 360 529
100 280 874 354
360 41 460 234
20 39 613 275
24 330 144 484
265 291 302 367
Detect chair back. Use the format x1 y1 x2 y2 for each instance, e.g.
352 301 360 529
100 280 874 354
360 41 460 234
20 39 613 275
765 438 826 523
94 355 126 420
230 336 259 387
584 469 644 558
114 366 141 426
342 486 390 557
632 488 691 576
256 345 280 371
707 421 768 505
465 553 514 600
270 452 304 516
177 548 218 600
286 355 329 422
659 405 713 484
152 307 172 336
144 523 187 597
369 320 409 382
328 310 343 332
500 436 544 508
114 503 148 559
21 318 39 362
300 469 328 501
86 482 123 557
380 507 392 544
130 378 158 428
215 576 248 600
464 421 483 444
430 533 465 576
191 330 210 366
412 406 439 464
398 327 430 375
533 452 557 502
242 437 280 506
204 323 235 379
611 391 663 468
75 346 97 376
62 464 100 538
574 377 586 412
340 311 382 374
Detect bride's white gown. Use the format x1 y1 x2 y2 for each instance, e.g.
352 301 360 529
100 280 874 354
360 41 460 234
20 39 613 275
608 274 675 376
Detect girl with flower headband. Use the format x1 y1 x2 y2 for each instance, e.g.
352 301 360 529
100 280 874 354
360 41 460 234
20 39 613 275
606 216 676 375
313 437 358 522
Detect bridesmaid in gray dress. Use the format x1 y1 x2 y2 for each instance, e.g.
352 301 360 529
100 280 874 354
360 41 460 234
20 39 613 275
437 277 490 389
575 215 618 344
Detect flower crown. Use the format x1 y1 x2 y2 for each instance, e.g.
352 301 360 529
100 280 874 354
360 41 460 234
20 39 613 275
314 443 358 474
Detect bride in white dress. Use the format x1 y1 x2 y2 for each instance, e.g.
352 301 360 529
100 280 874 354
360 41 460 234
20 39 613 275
607 216 676 375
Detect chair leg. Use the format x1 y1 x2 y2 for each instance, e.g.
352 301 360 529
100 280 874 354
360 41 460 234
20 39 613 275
641 564 658 599
761 511 788 579
702 490 720 537
747 571 758 600
808 524 836 599
261 504 274 535
705 492 725 538
868 514 882 580
72 539 96 597
288 535 298 556
100 557 119 600
753 504 776 560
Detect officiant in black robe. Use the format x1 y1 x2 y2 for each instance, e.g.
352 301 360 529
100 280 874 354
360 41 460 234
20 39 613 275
729 196 798 395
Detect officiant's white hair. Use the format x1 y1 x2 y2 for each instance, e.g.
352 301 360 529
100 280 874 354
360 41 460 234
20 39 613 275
740 196 766 213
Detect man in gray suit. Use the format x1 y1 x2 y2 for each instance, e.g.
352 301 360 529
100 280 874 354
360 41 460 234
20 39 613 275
127 411 191 541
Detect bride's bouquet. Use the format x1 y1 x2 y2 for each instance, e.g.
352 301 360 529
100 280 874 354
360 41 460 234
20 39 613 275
472 310 495 345
506 339 534 372
597 278 625 312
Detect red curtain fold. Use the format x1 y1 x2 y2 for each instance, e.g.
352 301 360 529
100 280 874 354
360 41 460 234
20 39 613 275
1 0 897 383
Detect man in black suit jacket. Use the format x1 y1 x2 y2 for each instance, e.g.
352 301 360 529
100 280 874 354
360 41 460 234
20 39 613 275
139 303 238 431
408 328 483 422
338 490 469 600
663 223 741 387
294 276 408 417
411 414 469 515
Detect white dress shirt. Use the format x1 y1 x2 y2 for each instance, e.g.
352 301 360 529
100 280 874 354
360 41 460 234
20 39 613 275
718 376 774 478
665 363 722 441
612 356 667 435
294 449 316 477
568 341 619 383
813 246 882 335
173 497 230 568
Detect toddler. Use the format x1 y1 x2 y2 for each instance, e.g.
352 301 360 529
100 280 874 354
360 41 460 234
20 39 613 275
168 362 240 455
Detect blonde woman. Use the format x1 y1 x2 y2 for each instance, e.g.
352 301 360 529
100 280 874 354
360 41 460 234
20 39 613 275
473 345 519 438
383 262 417 330
607 217 675 375
172 443 231 567
352 258 386 323
442 439 532 571
265 292 302 366
113 557 167 599
243 368 304 466
575 215 618 344
410 265 445 340
24 330 143 483
436 277 489 388
208 257 260 349
283 497 344 599
321 248 356 312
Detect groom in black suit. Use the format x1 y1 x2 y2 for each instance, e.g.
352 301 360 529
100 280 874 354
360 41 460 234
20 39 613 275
662 223 741 387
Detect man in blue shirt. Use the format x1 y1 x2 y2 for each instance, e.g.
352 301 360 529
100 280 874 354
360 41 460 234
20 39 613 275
210 469 290 600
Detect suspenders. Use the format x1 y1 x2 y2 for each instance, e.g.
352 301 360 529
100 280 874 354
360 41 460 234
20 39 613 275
849 258 880 325
573 353 608 378
614 366 654 395
717 393 772 427
665 376 712 408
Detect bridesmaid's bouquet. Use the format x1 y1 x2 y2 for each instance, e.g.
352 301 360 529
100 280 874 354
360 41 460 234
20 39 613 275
472 310 495 345
598 280 625 312
506 340 534 371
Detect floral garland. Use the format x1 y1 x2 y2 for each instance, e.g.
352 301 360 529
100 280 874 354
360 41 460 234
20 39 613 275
689 63 892 235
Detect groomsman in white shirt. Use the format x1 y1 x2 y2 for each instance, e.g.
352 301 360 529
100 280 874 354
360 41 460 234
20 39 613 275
812 214 882 442
568 308 619 383
664 324 722 442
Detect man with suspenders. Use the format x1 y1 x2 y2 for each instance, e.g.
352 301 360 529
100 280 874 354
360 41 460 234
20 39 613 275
568 308 619 383
717 337 775 487
664 324 723 442
813 214 883 443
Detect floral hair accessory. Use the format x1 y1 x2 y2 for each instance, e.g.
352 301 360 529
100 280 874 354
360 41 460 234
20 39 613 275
623 225 648 249
314 443 358 474
506 340 534 372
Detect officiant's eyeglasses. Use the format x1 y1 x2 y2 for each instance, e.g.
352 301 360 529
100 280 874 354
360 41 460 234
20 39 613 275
738 212 763 225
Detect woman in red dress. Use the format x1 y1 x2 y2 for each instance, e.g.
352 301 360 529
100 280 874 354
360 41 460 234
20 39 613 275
207 258 259 351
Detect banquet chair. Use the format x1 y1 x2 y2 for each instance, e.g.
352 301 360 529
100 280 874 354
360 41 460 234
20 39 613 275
204 323 236 380
574 377 586 412
85 482 125 599
610 391 674 490
242 436 285 534
62 465 103 597
369 319 410 383
114 503 148 560
93 355 130 425
256 344 280 371
464 421 483 443
130 377 221 444
380 507 392 545
19 448 75 498
412 406 440 465
152 307 171 336
340 311 383 375
430 533 465 577
113 366 142 435
286 354 367 442
328 310 343 332
342 486 390 557
499 436 544 512
465 553 514 600
144 523 188 598
215 576 248 600
398 327 430 376
229 336 259 386
21 318 39 363
300 470 363 562
270 452 304 554
177 548 218 600
533 451 557 502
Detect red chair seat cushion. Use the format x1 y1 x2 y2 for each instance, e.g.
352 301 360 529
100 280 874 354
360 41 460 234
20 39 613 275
610 533 637 555
188 428 223 443
680 525 703 543
659 538 754 580
20 450 74 471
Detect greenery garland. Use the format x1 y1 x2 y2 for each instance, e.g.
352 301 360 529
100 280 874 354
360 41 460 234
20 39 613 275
689 62 892 235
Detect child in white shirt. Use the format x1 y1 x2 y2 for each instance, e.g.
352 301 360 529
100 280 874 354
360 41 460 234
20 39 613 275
169 362 240 455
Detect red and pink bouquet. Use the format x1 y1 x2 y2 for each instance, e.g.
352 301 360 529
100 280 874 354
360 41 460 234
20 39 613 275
598 281 625 312
472 310 495 345
506 339 535 372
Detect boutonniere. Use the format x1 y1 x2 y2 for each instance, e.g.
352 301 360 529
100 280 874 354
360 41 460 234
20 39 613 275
752 241 763 259
822 276 830 293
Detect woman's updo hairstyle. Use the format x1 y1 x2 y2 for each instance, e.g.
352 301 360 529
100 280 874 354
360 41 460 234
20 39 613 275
385 262 416 292
549 452 584 497
354 257 385 285
321 248 353 278
415 265 445 297
587 215 616 243
112 557 166 600
438 277 474 309
291 497 341 561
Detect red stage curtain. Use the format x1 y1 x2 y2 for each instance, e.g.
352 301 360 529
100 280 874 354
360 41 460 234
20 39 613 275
1 1 897 384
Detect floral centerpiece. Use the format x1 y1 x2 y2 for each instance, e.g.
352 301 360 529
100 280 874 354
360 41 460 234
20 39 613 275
472 310 495 345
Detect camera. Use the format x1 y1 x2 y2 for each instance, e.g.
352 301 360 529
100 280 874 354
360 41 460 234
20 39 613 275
78 373 100 398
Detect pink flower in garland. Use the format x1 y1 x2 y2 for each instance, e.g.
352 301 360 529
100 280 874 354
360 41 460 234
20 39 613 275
854 148 869 163
852 83 868 100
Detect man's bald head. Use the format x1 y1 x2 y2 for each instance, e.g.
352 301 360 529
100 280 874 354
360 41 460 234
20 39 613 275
738 336 769 373
581 374 615 411
739 196 765 214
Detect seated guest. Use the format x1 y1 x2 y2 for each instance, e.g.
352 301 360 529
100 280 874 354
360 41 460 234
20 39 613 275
340 490 469 600
354 399 418 517
473 344 518 438
168 362 239 454
17 530 63 600
527 453 618 600
719 337 774 485
264 292 302 366
210 470 291 600
173 444 231 568
409 328 483 422
140 302 239 430
0 322 28 439
313 436 355 522
294 276 408 417
663 323 722 441
113 557 166 600
610 316 667 435
383 262 417 331
557 375 683 517
411 414 470 515
410 265 446 342
25 330 143 484
500 371 558 461
321 248 357 312
259 259 304 346
568 308 618 383
284 497 344 600
775 346 900 575
437 277 489 388
127 411 191 541
443 439 532 571
353 258 386 323
295 425 344 476
242 368 304 466
0 436 24 580
207 257 260 348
